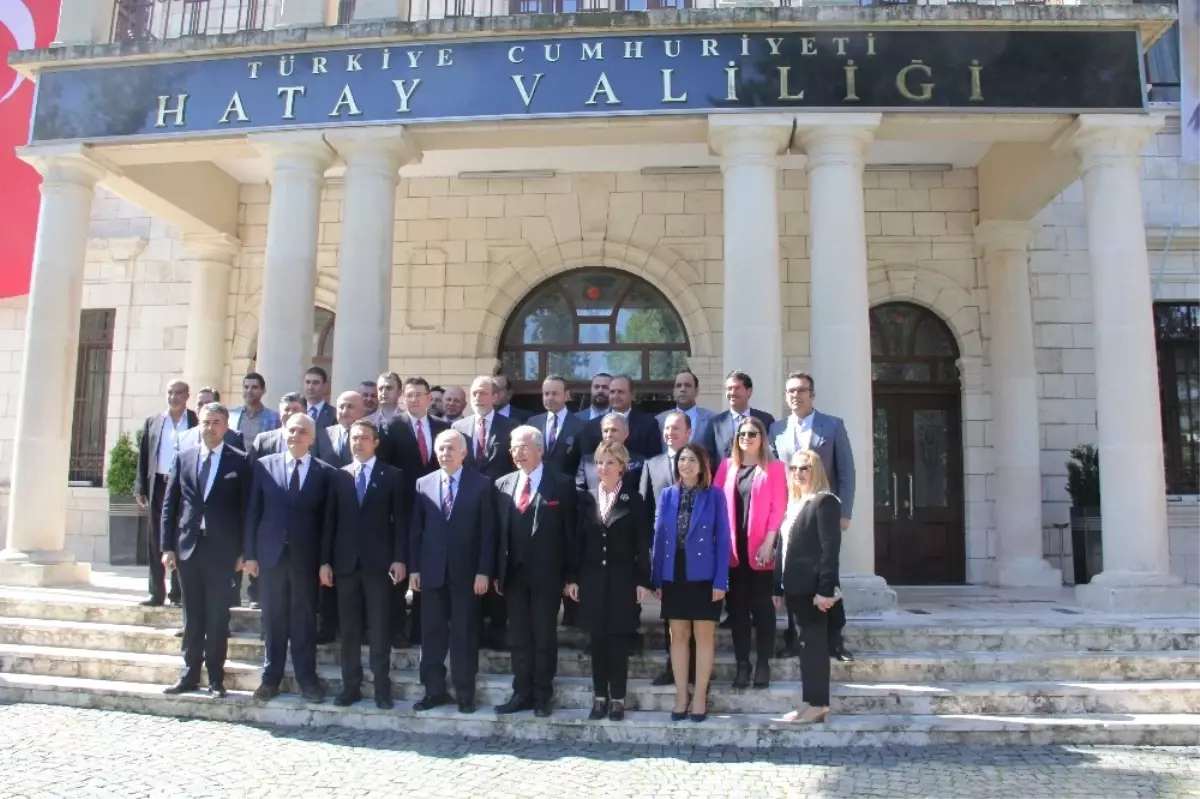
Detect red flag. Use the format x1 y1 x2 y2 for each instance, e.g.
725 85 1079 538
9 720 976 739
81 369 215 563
0 0 62 299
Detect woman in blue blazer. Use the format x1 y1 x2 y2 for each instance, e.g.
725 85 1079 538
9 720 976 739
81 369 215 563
651 443 731 723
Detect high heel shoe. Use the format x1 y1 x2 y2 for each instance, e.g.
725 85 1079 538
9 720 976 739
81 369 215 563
671 691 691 722
783 705 830 724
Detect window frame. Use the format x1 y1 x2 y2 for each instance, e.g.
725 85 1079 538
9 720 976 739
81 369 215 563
1155 301 1200 495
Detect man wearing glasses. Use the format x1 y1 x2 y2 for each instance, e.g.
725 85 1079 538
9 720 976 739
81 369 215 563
769 371 856 662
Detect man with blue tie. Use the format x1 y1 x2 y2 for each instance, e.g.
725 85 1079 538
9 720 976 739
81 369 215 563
243 413 337 703
160 403 251 698
409 429 495 714
320 419 408 709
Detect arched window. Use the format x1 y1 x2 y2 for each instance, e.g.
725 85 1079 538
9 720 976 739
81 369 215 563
870 302 960 384
251 307 336 378
500 269 690 396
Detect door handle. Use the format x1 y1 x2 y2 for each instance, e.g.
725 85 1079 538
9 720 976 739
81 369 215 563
908 473 914 520
891 472 898 519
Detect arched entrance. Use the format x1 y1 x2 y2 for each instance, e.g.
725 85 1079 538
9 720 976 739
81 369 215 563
499 269 691 415
870 302 966 585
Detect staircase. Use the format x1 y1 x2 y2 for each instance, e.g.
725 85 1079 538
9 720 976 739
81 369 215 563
0 586 1197 747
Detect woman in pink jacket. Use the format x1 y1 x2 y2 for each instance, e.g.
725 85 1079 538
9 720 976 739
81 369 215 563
713 415 787 689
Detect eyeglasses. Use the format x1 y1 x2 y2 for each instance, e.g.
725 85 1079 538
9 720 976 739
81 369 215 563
737 430 760 439
788 465 811 473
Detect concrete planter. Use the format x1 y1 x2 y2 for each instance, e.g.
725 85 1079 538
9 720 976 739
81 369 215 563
108 496 149 566
1070 506 1103 585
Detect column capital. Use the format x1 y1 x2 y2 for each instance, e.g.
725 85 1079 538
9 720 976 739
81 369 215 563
326 127 422 173
974 220 1035 255
708 115 792 164
1059 114 1165 175
17 144 109 186
795 114 881 170
249 131 336 175
181 232 241 264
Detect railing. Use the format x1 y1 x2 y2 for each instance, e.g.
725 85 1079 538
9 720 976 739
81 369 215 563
110 0 1117 43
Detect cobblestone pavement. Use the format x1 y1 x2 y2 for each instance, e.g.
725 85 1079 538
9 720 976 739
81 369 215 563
0 704 1197 798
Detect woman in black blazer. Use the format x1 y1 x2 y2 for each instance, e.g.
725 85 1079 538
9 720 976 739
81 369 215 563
573 441 652 722
773 449 842 724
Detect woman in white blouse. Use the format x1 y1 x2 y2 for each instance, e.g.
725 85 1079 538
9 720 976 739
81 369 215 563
773 449 842 724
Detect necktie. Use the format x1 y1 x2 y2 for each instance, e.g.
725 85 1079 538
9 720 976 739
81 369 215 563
308 405 319 421
198 451 213 500
289 461 301 495
546 414 558 452
416 418 429 463
476 416 487 461
670 452 679 483
517 474 532 513
355 465 367 505
442 475 455 520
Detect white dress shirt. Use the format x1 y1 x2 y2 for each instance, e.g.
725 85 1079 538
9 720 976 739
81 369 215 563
353 456 376 482
791 411 816 452
284 452 312 489
157 412 190 476
307 401 327 421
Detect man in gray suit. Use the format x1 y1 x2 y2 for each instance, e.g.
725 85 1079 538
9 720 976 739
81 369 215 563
314 390 366 470
769 370 855 661
655 369 715 443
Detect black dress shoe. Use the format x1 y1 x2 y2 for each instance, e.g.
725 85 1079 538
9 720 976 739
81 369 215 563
732 661 752 690
315 629 337 646
375 694 394 710
300 684 326 703
413 692 451 711
534 700 552 718
167 598 182 608
391 633 412 649
753 661 770 689
253 683 280 701
651 670 674 687
608 700 625 722
494 694 535 715
334 690 362 707
163 679 199 695
139 597 164 607
457 697 477 714
670 710 689 722
588 698 608 720
208 682 227 698
831 647 854 662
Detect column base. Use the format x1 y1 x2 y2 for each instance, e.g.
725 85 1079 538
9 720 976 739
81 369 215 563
0 550 91 587
839 573 897 614
1075 570 1199 614
993 556 1063 588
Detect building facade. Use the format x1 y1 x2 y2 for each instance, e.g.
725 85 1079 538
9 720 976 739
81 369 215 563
0 1 1196 612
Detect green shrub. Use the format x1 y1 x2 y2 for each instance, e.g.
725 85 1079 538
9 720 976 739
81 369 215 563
106 432 139 497
1066 444 1100 508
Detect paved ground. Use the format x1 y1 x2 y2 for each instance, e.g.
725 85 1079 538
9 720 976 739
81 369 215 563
0 705 1197 798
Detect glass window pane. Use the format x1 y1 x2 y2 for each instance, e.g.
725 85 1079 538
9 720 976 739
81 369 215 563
912 409 949 508
547 351 643 381
559 273 628 317
501 351 540 381
578 323 611 344
505 289 573 345
617 287 686 343
649 350 690 380
913 317 956 357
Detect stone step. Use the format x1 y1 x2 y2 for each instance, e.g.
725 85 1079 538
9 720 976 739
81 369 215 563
2 673 1197 747
2 617 1197 683
3 644 1197 716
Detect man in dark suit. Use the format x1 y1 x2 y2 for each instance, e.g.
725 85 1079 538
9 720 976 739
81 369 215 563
320 419 407 709
179 389 244 452
303 366 336 430
699 370 777 463
243 413 337 703
492 372 531 423
578 375 662 459
452 375 519 480
246 393 306 465
527 374 585 479
409 429 495 714
160 403 251 698
494 425 579 718
134 379 196 607
576 413 646 492
314 390 365 470
574 372 612 423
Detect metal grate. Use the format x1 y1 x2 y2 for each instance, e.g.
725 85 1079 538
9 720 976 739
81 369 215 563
1155 303 1200 495
337 0 356 24
111 0 276 43
69 310 116 486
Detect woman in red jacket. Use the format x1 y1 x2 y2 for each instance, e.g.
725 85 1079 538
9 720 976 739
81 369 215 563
712 415 787 689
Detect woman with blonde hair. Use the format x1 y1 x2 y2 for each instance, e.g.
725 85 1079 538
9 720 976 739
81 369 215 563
774 449 842 724
712 415 787 689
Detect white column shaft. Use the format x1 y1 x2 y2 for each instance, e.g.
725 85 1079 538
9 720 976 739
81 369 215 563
978 222 1060 586
182 235 238 395
3 153 103 572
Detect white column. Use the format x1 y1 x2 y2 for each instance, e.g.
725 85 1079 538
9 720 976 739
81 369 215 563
326 129 420 392
249 132 334 394
797 114 895 612
0 148 106 586
181 233 239 396
708 115 791 418
976 221 1062 587
1068 115 1194 612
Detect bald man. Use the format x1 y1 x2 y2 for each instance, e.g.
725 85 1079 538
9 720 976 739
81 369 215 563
314 390 366 470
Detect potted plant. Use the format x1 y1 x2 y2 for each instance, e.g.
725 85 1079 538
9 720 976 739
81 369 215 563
1066 444 1102 585
107 431 148 566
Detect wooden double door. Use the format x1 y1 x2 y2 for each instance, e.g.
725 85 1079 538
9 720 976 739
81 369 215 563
872 389 965 584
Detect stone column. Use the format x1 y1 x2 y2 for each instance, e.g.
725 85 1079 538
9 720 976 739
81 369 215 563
181 233 239 396
249 132 334 394
708 115 792 418
326 129 420 392
797 114 895 611
976 220 1061 587
0 147 106 586
1068 115 1194 612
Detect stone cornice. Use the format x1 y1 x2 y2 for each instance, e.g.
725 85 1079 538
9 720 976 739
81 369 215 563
86 236 148 263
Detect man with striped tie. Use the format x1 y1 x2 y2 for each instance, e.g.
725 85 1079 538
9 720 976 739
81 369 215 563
408 429 495 714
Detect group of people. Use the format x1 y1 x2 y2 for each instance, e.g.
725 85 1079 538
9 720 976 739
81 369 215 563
141 365 852 724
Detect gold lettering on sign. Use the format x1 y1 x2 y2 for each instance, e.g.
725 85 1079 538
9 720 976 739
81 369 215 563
155 94 187 128
661 69 687 103
896 61 933 101
437 48 453 67
867 33 876 56
408 51 422 68
843 60 859 102
392 79 422 113
508 45 524 64
800 37 817 56
382 49 391 70
248 61 262 79
725 61 739 102
511 73 544 108
585 73 621 106
702 39 718 57
219 91 249 123
581 42 603 60
833 37 849 57
624 41 642 59
778 66 804 101
329 85 361 117
278 86 305 119
664 40 681 58
544 44 561 62
346 53 362 72
279 55 295 77
767 38 783 56
312 56 327 75
969 59 984 102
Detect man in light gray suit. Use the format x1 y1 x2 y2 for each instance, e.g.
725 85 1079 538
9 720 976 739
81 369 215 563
654 369 715 443
768 370 855 662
